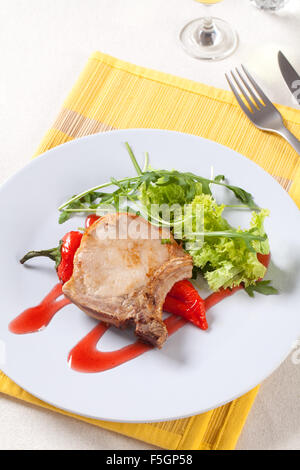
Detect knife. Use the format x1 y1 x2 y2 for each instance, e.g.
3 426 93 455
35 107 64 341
278 51 300 105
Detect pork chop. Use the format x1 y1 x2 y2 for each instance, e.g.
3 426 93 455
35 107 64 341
62 213 193 348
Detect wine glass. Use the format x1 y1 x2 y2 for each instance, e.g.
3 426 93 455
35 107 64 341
180 0 238 61
250 0 289 10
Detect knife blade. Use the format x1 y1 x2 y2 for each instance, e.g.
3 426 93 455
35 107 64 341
278 51 300 105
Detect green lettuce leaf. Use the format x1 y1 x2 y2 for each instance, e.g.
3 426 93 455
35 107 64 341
249 209 270 254
139 181 203 207
187 194 269 291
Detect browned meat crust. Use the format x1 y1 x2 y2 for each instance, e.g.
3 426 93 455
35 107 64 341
63 213 193 348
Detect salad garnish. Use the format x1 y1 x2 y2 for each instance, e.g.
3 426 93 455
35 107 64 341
56 143 277 295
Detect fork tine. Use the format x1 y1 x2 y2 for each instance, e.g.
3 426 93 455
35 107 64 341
235 68 262 109
241 65 271 105
230 70 254 112
225 73 252 116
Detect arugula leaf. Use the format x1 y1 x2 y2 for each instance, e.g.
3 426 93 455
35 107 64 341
58 191 105 224
58 143 260 237
244 280 278 297
224 184 258 210
125 142 142 176
214 174 225 183
59 210 72 224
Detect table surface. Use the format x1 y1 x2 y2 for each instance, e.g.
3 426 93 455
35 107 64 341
1 0 300 451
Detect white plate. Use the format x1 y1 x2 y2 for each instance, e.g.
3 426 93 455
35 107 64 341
0 129 299 423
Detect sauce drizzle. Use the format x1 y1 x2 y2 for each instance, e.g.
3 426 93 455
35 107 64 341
9 283 70 334
68 315 186 373
10 253 270 373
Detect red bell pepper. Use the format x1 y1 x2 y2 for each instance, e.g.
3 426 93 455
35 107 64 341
85 214 100 229
20 231 83 284
164 280 208 330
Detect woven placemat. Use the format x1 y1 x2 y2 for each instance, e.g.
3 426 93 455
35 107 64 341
1 51 299 450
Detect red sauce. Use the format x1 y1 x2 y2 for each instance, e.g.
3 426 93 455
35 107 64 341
204 285 243 311
9 283 70 334
10 253 271 372
68 315 186 373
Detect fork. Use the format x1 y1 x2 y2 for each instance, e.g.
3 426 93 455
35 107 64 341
225 65 300 155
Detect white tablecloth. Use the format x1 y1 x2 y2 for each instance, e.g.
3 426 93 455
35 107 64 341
1 0 300 450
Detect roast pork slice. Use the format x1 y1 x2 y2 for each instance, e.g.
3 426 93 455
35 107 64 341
62 213 193 348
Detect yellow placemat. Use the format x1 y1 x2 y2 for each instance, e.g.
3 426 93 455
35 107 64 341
1 52 299 450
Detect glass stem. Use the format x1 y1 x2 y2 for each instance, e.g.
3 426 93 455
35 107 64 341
203 11 214 31
199 6 216 46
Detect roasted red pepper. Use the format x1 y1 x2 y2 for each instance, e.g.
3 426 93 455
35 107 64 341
20 231 83 284
257 252 270 269
164 280 208 330
85 214 100 229
57 231 83 283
